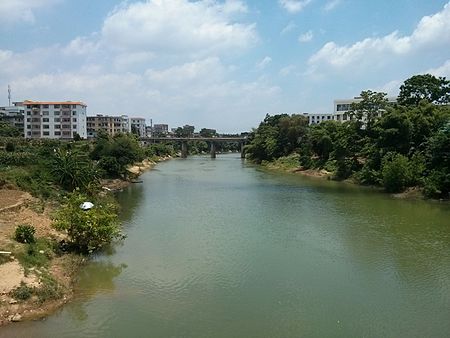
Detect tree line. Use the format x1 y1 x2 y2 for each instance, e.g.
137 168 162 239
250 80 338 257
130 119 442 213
245 74 450 199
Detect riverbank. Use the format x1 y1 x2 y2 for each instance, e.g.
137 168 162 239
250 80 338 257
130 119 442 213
0 155 169 326
0 189 84 325
259 155 435 201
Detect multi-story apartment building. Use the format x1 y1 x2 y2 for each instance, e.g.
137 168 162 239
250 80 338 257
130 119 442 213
0 104 25 135
86 114 130 138
153 124 169 135
130 117 146 137
22 100 87 139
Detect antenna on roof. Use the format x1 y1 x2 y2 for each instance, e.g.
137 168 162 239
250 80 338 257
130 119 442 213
8 85 11 106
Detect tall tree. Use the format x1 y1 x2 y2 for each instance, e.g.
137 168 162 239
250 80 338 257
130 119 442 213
398 74 450 106
349 90 388 130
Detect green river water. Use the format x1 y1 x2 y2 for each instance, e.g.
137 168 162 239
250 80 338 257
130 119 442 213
2 154 450 337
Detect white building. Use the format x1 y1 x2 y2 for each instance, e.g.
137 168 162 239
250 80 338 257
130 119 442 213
333 96 397 122
23 100 87 139
300 112 336 125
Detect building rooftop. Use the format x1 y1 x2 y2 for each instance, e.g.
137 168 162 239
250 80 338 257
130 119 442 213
22 100 87 107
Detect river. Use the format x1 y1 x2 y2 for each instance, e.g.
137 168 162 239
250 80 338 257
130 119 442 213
2 154 450 337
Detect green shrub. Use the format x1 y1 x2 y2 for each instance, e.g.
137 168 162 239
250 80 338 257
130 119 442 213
423 170 450 199
14 224 36 244
11 282 33 301
5 142 15 152
53 192 122 253
34 274 62 303
381 152 411 193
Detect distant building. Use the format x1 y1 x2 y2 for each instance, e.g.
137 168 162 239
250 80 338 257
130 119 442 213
23 100 87 139
130 117 146 137
0 104 25 136
87 114 130 138
333 96 397 122
300 112 336 125
153 124 169 135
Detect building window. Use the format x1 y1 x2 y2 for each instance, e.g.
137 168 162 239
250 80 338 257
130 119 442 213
54 118 60 122
43 118 49 122
72 105 76 108
54 104 60 108
55 131 61 136
43 131 49 136
55 125 61 129
26 118 31 122
72 111 76 116
72 125 77 129
43 125 49 129
27 111 31 115
343 114 348 121
27 124 31 129
72 118 77 122
42 111 49 115
43 104 49 108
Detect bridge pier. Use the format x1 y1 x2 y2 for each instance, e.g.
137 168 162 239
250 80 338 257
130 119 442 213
240 142 246 159
210 142 216 159
181 141 188 158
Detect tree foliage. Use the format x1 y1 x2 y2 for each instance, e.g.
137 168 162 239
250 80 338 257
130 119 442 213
246 75 450 198
53 192 121 253
51 149 99 192
91 132 144 177
398 74 450 106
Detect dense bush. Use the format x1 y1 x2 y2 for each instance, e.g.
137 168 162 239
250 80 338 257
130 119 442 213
381 153 411 193
53 192 122 253
11 282 33 301
0 152 37 166
14 224 36 244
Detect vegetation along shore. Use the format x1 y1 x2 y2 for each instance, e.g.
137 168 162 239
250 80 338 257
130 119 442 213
0 131 174 325
245 74 450 200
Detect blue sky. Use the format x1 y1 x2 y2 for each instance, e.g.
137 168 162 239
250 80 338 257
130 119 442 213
1 0 449 132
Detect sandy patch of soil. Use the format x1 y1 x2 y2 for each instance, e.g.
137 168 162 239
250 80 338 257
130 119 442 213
0 261 38 294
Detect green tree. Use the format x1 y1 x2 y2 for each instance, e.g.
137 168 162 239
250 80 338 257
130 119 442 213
398 74 450 106
349 90 388 130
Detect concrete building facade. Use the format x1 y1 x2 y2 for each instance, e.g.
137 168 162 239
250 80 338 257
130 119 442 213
86 114 130 138
130 117 146 137
23 100 87 139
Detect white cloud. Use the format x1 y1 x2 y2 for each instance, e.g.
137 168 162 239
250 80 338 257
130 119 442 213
0 0 60 24
309 2 450 70
280 21 297 35
324 0 341 11
426 59 450 78
255 56 272 70
101 0 257 57
298 30 313 42
279 0 312 14
373 80 402 97
279 65 296 76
